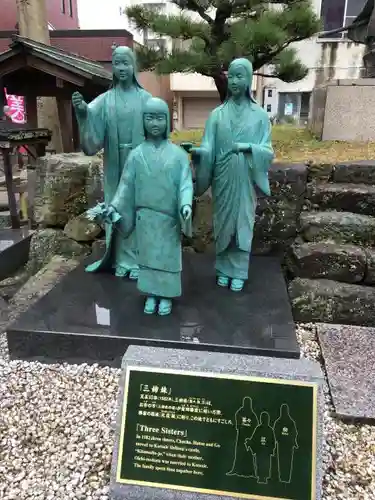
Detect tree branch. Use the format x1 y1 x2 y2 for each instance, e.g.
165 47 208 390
126 6 210 43
253 34 309 70
172 0 213 25
213 1 233 41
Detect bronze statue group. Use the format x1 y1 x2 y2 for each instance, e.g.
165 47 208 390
73 47 274 316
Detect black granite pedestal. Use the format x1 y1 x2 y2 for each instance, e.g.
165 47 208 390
7 254 299 367
0 228 32 280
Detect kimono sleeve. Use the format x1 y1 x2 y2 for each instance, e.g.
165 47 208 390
251 114 274 173
250 113 274 196
110 150 137 236
178 149 194 238
194 110 217 197
75 92 107 156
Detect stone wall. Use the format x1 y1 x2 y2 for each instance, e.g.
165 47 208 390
194 160 375 327
30 153 375 327
28 152 104 274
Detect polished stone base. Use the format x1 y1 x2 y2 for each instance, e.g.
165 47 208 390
7 253 299 367
0 228 32 280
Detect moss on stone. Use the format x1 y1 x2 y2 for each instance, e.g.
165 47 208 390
27 229 90 276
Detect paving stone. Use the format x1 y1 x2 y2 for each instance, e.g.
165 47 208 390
317 323 375 420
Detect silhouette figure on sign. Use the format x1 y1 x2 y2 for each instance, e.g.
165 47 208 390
227 397 259 478
247 412 276 484
273 403 299 483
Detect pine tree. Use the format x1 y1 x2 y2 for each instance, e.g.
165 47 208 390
126 0 321 102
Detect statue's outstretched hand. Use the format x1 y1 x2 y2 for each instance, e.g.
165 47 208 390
181 205 192 220
72 91 87 115
180 143 208 157
190 146 204 156
180 142 194 153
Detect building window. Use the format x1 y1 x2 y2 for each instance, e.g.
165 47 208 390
68 0 73 17
266 104 272 113
146 39 167 53
142 4 166 45
267 89 273 98
320 0 367 38
61 0 65 14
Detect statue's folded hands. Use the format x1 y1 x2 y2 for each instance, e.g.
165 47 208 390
232 143 252 154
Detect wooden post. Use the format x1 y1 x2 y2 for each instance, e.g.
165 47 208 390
16 0 62 152
25 95 38 227
26 94 38 128
1 147 20 229
57 98 74 153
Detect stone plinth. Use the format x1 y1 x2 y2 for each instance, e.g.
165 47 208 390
310 79 375 141
6 254 299 367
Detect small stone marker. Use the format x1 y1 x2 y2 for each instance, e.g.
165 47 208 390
111 346 324 500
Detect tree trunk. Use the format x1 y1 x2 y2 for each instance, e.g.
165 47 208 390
213 72 228 102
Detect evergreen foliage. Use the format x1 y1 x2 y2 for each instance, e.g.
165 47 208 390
126 0 321 100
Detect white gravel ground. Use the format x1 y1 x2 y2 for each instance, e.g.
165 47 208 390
1 324 375 499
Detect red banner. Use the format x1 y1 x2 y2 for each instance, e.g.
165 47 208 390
4 88 26 124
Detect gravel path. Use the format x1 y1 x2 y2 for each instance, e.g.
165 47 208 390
1 323 375 499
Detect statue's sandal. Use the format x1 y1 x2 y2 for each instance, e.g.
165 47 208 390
144 297 157 314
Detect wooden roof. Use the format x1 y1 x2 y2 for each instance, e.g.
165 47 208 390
0 29 133 62
0 35 112 97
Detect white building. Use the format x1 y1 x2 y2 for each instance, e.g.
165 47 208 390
77 0 128 30
77 0 367 128
263 0 367 123
117 0 241 129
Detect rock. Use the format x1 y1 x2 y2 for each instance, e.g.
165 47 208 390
27 229 90 275
286 241 366 283
364 249 375 285
0 211 11 229
182 246 196 253
307 162 334 182
64 213 102 242
0 269 29 301
300 211 375 246
192 192 213 251
251 164 307 253
333 161 375 185
193 165 307 255
307 182 375 216
269 163 308 201
289 277 375 326
85 157 104 207
9 256 80 318
91 239 106 260
253 198 298 252
34 153 103 228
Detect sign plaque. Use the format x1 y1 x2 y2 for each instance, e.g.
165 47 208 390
116 367 318 500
